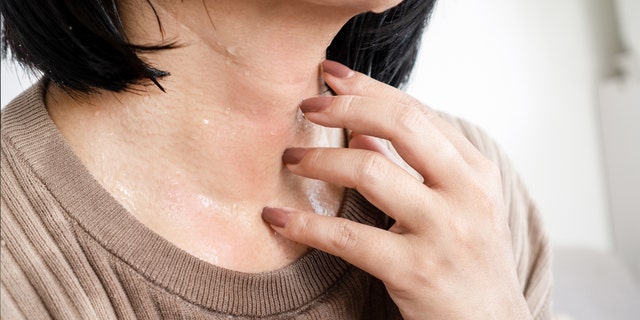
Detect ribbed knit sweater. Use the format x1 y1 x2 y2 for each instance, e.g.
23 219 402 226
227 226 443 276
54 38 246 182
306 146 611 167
1 82 553 319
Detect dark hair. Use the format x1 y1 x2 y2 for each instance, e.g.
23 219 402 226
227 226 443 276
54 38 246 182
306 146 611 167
328 0 436 88
1 0 436 93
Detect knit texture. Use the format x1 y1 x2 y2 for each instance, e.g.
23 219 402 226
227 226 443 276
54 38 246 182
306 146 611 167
1 81 552 319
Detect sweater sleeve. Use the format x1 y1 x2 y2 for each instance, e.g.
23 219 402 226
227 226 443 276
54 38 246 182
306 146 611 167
438 113 554 319
0 202 52 320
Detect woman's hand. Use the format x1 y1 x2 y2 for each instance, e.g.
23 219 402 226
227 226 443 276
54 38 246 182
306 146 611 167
261 60 532 319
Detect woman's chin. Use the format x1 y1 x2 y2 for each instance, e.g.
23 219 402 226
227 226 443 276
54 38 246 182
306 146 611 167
369 0 403 13
305 0 403 14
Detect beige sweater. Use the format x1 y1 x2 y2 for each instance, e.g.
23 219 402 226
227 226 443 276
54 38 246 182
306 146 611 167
1 82 552 319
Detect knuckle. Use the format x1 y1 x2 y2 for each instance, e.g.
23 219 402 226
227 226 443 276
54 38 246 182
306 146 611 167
479 192 500 213
399 94 421 108
386 270 412 292
330 220 358 251
355 153 388 188
448 216 475 245
338 95 357 111
412 258 437 287
474 161 504 208
394 106 425 135
422 107 440 122
454 184 506 240
290 212 312 239
391 251 435 291
482 160 502 181
335 95 358 126
470 184 501 217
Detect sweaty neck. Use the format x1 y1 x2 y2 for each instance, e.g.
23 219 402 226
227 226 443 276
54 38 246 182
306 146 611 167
48 1 355 203
44 0 394 271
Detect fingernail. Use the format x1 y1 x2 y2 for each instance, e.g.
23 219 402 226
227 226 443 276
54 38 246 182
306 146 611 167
322 60 354 78
300 96 332 113
262 207 290 228
282 148 307 165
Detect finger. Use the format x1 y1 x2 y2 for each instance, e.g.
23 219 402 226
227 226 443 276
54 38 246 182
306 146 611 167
282 147 436 226
348 133 396 160
262 206 407 284
322 60 421 108
322 60 486 168
348 133 422 181
301 94 469 184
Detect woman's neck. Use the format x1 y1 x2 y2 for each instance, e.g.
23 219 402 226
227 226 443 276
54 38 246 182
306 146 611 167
44 0 394 271
49 1 354 201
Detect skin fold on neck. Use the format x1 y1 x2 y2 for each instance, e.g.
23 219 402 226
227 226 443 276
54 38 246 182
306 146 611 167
45 0 399 272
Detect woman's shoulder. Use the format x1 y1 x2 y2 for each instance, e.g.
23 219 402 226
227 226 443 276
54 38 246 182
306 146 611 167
1 79 50 148
1 80 59 202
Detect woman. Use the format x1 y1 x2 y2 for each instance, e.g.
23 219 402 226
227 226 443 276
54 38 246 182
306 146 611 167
0 0 552 318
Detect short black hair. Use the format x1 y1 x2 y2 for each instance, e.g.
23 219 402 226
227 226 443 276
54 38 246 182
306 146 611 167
328 0 437 88
1 0 436 93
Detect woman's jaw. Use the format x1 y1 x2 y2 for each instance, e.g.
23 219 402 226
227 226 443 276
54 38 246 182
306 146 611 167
302 0 403 13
